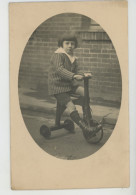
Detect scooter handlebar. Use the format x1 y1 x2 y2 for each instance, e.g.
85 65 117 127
73 72 92 81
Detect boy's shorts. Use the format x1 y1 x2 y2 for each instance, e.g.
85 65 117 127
54 86 78 106
54 92 71 106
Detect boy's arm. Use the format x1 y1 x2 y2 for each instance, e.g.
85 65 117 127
53 53 75 80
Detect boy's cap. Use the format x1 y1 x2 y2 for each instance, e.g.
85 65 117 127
58 32 78 48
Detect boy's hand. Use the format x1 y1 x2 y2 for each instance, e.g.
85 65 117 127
73 74 84 81
84 72 92 78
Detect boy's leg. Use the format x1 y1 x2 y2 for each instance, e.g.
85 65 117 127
66 101 91 133
74 86 84 96
66 101 102 138
55 92 90 133
74 86 98 127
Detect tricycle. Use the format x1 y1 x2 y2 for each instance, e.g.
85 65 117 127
40 74 103 144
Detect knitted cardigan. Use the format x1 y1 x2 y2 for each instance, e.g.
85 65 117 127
48 52 80 95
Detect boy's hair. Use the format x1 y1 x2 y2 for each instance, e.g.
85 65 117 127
58 33 78 48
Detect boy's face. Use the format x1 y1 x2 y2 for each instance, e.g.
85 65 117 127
62 41 75 55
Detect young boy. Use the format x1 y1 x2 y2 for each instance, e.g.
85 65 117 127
48 33 99 135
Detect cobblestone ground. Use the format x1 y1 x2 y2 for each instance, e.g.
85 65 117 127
22 109 114 160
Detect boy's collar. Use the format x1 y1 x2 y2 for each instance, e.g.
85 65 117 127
55 47 78 63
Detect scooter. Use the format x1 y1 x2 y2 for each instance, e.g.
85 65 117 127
40 74 103 144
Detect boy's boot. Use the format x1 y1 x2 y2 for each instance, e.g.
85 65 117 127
70 110 102 138
70 110 91 134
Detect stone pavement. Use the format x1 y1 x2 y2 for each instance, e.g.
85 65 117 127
19 88 120 125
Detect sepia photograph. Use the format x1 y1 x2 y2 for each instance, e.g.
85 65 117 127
18 13 122 160
10 1 129 190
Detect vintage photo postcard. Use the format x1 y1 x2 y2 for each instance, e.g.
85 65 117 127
10 1 129 190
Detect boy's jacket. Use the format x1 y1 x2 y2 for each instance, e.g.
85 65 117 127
48 52 80 95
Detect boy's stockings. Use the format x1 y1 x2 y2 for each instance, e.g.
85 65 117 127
70 110 90 134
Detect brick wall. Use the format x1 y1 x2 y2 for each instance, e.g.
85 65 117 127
19 13 122 104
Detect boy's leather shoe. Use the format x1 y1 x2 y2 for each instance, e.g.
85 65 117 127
84 124 102 139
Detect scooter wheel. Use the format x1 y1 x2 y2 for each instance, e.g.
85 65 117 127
64 119 75 133
40 125 51 139
83 126 103 144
